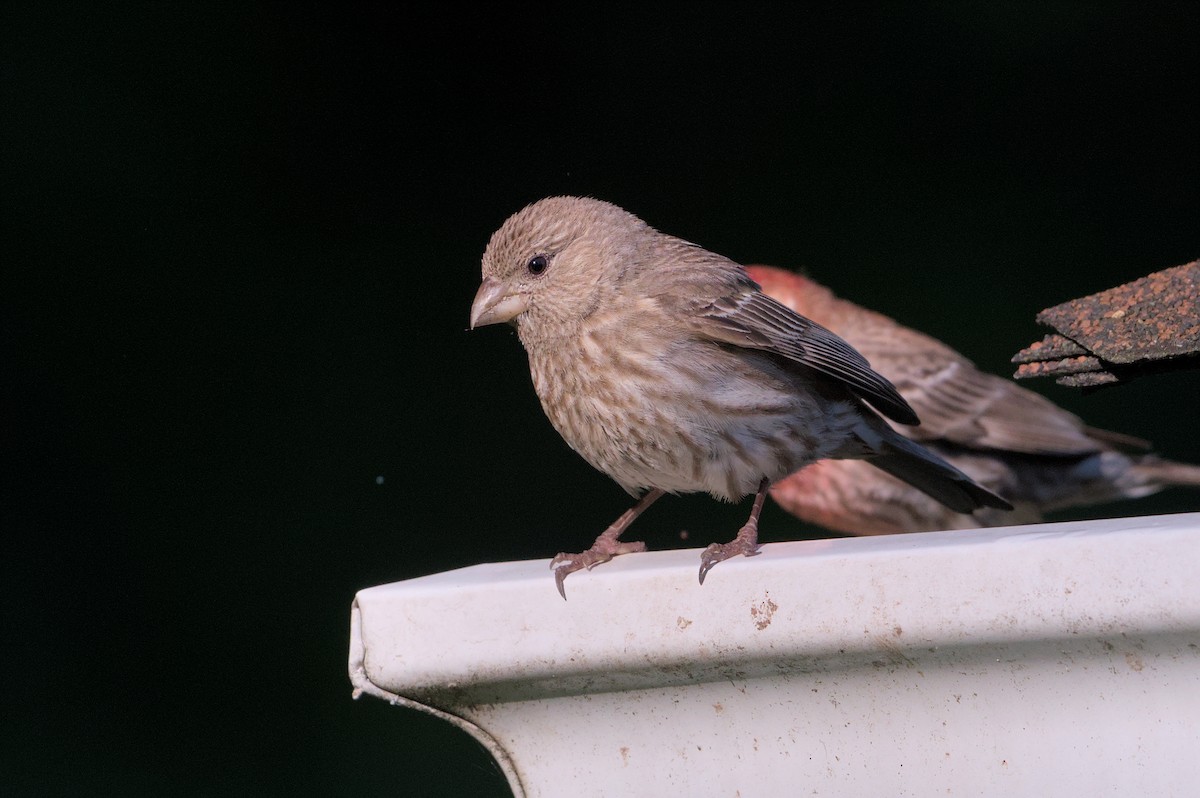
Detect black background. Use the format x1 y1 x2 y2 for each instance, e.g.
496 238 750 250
5 4 1199 796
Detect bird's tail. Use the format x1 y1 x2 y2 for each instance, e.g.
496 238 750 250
1125 456 1200 494
868 432 1013 515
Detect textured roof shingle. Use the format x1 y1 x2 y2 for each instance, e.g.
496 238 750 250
1012 260 1200 388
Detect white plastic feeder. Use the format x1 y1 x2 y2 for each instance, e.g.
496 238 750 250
349 513 1200 797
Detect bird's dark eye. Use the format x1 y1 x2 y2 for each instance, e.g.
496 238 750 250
526 254 549 276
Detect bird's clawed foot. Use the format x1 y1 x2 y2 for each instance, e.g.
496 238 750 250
697 534 760 585
698 477 769 584
551 539 647 599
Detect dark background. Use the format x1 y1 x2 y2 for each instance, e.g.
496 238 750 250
5 4 1198 796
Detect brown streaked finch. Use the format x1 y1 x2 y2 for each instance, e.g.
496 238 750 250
748 264 1200 535
470 197 1011 597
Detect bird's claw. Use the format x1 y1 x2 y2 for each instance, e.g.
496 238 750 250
550 553 600 600
698 540 761 585
549 541 646 599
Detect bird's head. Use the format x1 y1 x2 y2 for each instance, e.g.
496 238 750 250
470 196 649 344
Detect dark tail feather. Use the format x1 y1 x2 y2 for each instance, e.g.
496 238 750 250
870 436 1013 515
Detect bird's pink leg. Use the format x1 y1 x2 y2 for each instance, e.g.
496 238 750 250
551 488 664 599
698 477 769 584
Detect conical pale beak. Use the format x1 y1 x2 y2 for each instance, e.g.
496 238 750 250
470 277 528 328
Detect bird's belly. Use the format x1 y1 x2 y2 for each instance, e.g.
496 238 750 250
528 343 859 501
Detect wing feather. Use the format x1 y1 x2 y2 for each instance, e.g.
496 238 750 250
685 289 920 426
